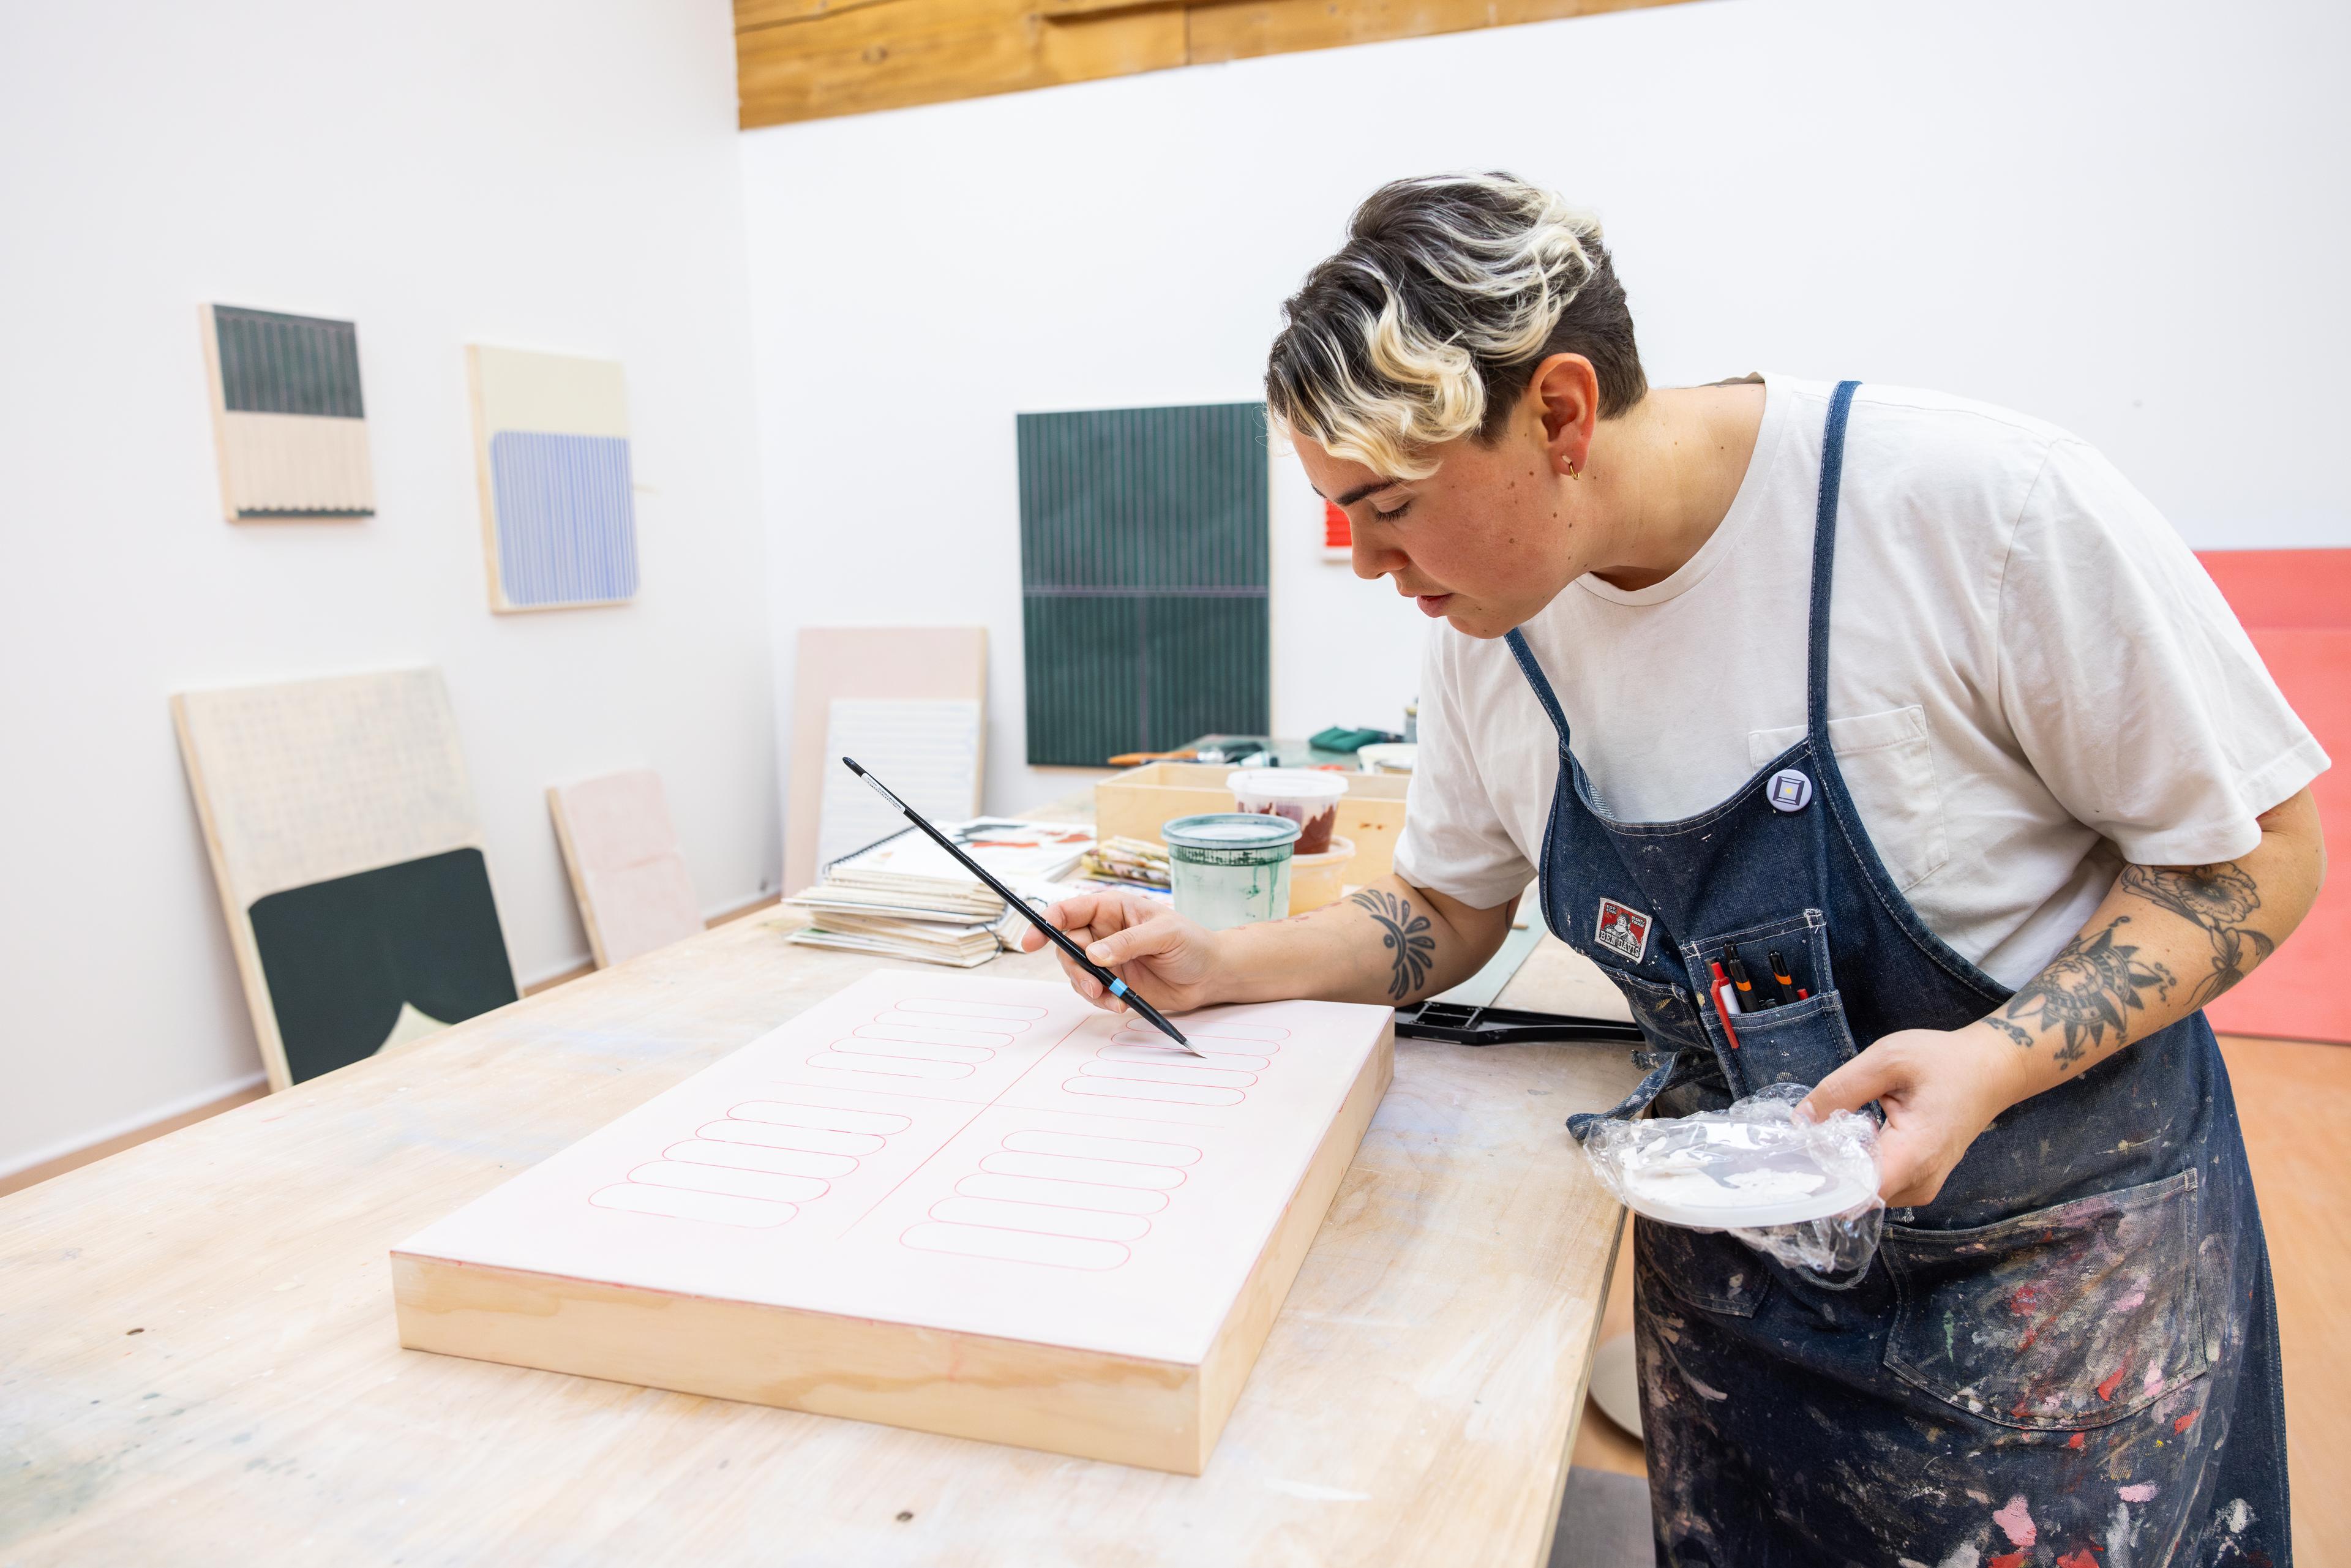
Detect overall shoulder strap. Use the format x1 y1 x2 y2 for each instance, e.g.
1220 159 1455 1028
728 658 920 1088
1805 380 1863 744
1503 628 1573 749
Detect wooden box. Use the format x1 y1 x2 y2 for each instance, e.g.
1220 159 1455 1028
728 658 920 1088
1094 763 1412 883
394 972 1393 1474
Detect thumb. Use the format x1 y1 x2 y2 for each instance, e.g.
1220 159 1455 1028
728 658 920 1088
1798 1048 1900 1123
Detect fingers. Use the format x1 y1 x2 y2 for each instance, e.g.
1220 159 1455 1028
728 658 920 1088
1875 1125 1948 1209
1797 1048 1903 1124
1081 918 1179 970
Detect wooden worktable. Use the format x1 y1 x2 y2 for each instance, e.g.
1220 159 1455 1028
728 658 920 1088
1 910 1640 1564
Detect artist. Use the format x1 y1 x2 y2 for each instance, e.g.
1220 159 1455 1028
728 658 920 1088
1027 174 2324 1562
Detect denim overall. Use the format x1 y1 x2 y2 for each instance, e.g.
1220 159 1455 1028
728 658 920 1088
1509 384 2290 1566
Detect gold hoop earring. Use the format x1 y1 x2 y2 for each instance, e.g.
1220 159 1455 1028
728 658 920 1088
1564 460 1580 480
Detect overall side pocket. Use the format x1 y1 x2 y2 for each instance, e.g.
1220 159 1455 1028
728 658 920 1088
1881 1169 2208 1430
1637 1216 1771 1319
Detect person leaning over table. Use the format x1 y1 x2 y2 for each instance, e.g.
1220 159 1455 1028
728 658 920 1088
1025 174 2323 1565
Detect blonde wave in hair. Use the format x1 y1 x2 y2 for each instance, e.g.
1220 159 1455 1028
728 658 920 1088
1267 173 1639 480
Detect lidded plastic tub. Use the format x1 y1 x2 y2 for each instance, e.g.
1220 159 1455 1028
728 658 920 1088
1163 813 1299 930
1228 768 1347 855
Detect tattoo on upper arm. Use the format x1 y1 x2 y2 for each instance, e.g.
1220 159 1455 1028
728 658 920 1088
2119 862 2276 1007
1348 889 1436 1001
1994 917 2175 1070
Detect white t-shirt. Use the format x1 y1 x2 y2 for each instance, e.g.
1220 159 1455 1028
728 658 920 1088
1392 374 2328 988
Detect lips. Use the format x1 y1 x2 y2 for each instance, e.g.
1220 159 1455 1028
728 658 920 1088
1415 593 1453 618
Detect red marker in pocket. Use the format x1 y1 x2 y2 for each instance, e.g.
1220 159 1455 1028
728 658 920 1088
1709 960 1744 1050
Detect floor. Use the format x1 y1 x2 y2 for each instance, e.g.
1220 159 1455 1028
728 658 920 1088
1567 1034 2350 1567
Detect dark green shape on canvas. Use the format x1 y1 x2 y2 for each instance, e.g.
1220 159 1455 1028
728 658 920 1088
247 849 517 1084
1017 402 1270 765
214 305 365 419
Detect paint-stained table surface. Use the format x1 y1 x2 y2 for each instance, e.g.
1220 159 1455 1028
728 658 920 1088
1 907 1640 1565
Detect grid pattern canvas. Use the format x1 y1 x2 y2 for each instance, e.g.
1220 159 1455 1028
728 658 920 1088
173 670 518 1088
200 304 375 520
467 345 639 611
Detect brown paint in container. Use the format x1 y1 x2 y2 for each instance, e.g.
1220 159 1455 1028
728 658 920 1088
1228 769 1348 856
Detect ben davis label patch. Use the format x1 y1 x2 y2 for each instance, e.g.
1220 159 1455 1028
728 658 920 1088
1592 897 1652 964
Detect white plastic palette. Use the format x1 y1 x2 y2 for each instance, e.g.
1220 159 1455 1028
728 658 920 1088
1614 1117 1877 1229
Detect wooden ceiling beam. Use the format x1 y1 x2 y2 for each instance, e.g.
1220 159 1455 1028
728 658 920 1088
735 0 1697 128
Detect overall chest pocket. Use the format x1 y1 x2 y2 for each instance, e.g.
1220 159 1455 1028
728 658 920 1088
1881 1169 2208 1431
1749 705 1948 891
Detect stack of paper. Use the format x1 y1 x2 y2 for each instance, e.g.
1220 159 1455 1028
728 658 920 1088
784 819 1093 968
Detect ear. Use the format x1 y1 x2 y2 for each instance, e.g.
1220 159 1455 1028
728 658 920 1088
1526 354 1601 476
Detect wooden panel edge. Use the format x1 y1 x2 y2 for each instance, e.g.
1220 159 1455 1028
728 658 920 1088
546 785 611 970
197 304 239 525
465 345 512 613
1193 1017 1394 1466
170 693 294 1093
391 1254 1209 1472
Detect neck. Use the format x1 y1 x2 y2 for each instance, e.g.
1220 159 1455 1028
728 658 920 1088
1577 383 1764 592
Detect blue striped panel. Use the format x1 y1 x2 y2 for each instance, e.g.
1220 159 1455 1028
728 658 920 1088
489 432 640 607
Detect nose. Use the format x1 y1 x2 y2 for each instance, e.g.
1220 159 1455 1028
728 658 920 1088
1351 534 1406 583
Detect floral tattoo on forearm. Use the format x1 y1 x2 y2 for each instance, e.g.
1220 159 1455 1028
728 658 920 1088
2118 861 2274 1007
1985 917 2174 1070
1348 889 1436 1001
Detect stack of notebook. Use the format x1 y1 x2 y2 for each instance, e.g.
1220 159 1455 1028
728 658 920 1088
784 818 1093 967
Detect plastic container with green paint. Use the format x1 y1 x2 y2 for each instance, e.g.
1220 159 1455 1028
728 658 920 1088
1162 813 1300 931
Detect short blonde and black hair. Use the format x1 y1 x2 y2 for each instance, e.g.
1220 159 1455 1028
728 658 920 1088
1265 173 1646 478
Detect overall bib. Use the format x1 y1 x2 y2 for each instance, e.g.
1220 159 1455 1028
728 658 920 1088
1508 384 2290 1566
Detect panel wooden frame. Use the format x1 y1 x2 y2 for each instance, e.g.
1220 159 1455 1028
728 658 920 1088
735 0 1697 127
786 625 988 896
197 303 375 522
391 1021 1390 1474
171 670 515 1092
547 770 706 970
465 345 637 615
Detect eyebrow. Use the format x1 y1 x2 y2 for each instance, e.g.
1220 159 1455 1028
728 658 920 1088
1325 478 1402 508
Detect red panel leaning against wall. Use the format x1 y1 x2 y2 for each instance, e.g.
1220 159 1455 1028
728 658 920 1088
2195 549 2351 1045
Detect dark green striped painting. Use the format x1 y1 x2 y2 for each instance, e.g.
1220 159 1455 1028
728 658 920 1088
213 306 365 418
203 303 375 519
1018 404 1270 766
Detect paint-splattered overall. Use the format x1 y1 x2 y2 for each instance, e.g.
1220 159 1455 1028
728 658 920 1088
1509 384 2291 1566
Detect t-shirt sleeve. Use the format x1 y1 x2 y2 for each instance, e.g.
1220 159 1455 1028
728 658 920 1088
1997 438 2330 867
1390 633 1537 907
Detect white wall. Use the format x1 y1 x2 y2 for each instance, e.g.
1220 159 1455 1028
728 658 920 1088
0 0 774 1173
741 0 2350 822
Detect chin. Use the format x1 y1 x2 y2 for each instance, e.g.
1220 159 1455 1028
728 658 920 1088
1446 604 1512 639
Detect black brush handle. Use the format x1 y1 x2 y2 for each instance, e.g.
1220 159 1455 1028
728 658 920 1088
840 757 1194 1051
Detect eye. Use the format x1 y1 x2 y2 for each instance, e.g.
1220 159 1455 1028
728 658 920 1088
1371 497 1414 522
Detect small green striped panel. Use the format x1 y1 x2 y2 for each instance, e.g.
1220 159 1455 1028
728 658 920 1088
213 306 364 419
1018 405 1269 765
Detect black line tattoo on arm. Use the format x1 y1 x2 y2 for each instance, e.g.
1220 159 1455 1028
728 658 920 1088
1348 889 1437 1001
2119 861 2275 1007
1992 917 2174 1070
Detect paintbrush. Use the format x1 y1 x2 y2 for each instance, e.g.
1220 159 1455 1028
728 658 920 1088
840 757 1199 1055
